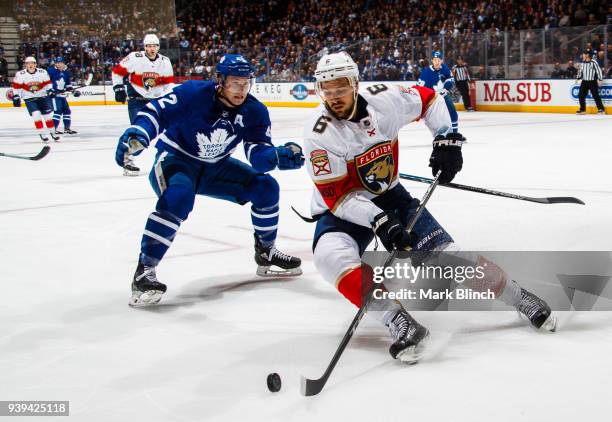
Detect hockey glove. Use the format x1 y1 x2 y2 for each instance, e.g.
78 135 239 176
429 133 463 184
48 89 57 98
12 95 21 108
115 128 148 167
276 142 305 170
372 211 417 252
73 90 82 97
113 85 127 103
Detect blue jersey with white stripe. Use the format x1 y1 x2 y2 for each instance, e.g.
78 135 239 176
132 80 274 168
47 66 73 94
418 64 454 92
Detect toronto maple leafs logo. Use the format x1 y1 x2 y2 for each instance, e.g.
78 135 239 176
195 121 237 159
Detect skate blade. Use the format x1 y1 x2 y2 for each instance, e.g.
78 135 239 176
129 290 164 307
540 314 558 332
123 169 140 176
256 265 302 277
396 334 430 364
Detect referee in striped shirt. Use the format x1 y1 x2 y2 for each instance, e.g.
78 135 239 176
576 50 605 114
452 57 474 111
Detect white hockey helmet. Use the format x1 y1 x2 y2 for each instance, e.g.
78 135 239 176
143 34 160 46
24 56 37 63
314 52 359 91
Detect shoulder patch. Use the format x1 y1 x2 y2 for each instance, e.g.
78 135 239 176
310 149 332 176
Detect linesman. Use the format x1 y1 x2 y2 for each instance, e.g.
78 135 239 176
452 57 474 111
576 50 605 115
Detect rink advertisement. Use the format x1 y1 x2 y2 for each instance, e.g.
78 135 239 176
476 79 612 113
362 251 612 311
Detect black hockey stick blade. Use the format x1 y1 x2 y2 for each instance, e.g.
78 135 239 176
398 173 585 205
0 145 50 161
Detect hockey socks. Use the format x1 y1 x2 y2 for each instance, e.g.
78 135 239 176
140 210 182 266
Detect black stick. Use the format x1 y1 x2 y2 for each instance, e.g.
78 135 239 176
0 146 50 161
300 171 443 397
399 173 585 205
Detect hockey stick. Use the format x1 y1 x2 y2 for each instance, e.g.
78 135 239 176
399 173 585 205
73 72 94 91
300 170 443 397
0 145 50 161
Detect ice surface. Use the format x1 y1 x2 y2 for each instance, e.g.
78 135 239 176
1 106 611 421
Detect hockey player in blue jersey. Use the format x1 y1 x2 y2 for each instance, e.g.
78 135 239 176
418 51 460 134
47 57 80 135
114 54 305 307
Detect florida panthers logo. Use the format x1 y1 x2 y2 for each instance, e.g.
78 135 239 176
28 83 41 93
355 142 395 194
142 72 159 89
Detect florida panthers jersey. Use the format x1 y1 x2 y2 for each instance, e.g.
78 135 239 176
132 80 274 165
47 66 73 97
303 84 451 228
417 64 454 92
112 52 174 99
12 68 51 100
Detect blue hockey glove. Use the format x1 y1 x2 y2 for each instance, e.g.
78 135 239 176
12 95 21 107
115 128 148 167
113 85 127 103
276 142 305 170
443 79 454 90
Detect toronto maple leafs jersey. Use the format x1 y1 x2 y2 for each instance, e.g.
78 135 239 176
303 84 451 228
47 66 73 96
12 68 51 100
112 52 174 99
132 80 274 166
417 64 454 93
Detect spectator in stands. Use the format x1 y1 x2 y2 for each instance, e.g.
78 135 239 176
550 62 565 78
0 52 8 84
565 59 578 79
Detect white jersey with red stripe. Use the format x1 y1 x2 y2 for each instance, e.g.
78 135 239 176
12 68 52 100
111 51 174 99
303 83 451 228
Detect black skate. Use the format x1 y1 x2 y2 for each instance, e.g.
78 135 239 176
254 235 302 277
39 134 49 143
54 129 63 135
388 310 430 363
515 288 557 331
64 129 78 134
50 132 60 142
123 156 140 176
129 263 167 307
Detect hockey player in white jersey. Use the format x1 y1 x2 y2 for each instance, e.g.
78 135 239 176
303 52 556 364
112 34 174 175
11 57 60 143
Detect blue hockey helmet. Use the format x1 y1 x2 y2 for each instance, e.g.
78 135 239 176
216 54 255 79
432 51 443 60
55 56 65 63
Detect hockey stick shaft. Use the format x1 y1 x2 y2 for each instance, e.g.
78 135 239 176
399 173 585 205
301 171 443 397
0 146 50 161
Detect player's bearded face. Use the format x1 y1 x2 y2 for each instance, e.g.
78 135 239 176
26 62 36 72
320 78 356 118
221 76 251 106
145 44 160 58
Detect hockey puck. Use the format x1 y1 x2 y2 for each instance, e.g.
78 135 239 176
267 373 281 392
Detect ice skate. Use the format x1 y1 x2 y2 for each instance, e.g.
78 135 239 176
64 128 78 134
54 129 63 135
123 156 140 176
515 288 557 332
388 310 430 363
254 235 302 277
39 134 49 143
129 263 167 307
50 132 61 142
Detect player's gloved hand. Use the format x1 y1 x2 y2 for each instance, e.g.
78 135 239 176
429 133 463 184
115 128 148 167
113 85 127 103
372 211 417 252
12 95 21 108
48 89 57 98
443 79 454 90
276 142 305 170
73 90 82 97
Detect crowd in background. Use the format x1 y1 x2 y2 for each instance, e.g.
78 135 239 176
4 0 612 85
